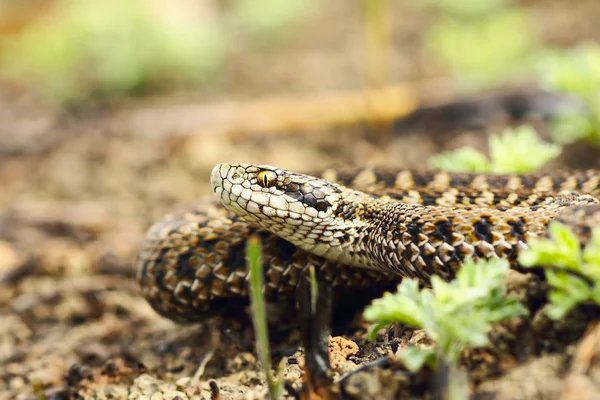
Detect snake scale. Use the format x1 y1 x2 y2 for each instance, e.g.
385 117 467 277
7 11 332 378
136 164 600 323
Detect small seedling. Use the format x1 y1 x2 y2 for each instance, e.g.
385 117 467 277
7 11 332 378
519 222 600 319
247 236 285 399
429 125 561 173
364 258 528 371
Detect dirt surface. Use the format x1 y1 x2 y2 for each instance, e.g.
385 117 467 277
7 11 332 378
3 89 600 400
2 1 600 399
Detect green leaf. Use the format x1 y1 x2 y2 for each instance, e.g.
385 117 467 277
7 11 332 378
366 321 390 341
364 257 527 368
363 279 427 328
428 147 491 173
485 298 528 323
400 347 437 372
551 113 596 145
546 270 591 312
549 222 582 259
519 222 582 270
539 42 600 99
544 303 571 320
488 126 562 174
429 125 561 174
456 258 509 291
521 224 600 320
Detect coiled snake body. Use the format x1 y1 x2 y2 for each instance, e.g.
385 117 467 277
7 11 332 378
136 164 600 323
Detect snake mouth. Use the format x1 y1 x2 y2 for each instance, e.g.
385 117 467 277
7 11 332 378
211 163 251 218
210 163 226 194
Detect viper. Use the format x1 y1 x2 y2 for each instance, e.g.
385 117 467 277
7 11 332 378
136 164 600 323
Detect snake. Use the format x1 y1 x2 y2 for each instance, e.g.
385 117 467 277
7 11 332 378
136 164 600 323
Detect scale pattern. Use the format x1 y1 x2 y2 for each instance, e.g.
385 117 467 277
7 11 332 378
137 166 600 322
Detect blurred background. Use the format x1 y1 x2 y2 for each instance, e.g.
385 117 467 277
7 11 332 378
0 0 600 398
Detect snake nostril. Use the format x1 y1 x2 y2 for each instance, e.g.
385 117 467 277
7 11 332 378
210 164 224 189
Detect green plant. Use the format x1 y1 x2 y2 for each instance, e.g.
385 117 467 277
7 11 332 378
429 125 562 173
424 0 538 89
538 43 600 145
0 0 316 106
364 258 528 371
247 236 285 399
519 222 600 319
0 0 227 105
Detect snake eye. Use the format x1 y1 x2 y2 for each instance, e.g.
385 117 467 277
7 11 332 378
257 170 277 188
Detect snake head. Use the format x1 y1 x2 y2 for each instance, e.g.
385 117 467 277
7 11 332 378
211 163 359 256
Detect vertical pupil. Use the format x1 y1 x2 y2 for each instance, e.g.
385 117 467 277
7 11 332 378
263 175 268 186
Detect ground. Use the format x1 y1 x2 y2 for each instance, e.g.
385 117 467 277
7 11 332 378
2 1 600 399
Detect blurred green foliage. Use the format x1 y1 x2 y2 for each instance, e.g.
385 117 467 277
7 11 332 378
426 1 537 89
0 0 225 105
429 125 562 173
538 43 600 145
0 0 313 106
520 222 600 320
425 0 599 146
364 258 527 371
428 10 534 87
429 147 491 173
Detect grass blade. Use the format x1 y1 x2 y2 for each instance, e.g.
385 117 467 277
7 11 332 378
247 235 284 399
